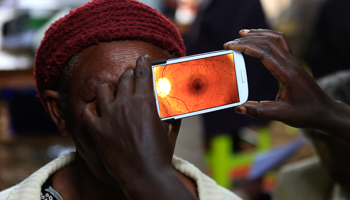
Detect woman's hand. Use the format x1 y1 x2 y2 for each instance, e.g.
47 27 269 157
81 55 196 199
81 55 173 178
225 29 350 142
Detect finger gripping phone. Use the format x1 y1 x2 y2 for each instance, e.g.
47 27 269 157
152 50 248 122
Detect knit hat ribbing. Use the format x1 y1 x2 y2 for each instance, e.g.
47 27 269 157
34 0 185 109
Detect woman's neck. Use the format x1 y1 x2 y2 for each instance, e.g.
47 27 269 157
51 153 198 200
52 153 128 200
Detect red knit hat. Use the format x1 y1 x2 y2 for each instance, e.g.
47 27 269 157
34 0 185 109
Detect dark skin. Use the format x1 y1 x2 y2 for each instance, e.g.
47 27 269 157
310 132 350 191
42 30 350 199
44 41 197 200
228 29 350 192
228 30 350 145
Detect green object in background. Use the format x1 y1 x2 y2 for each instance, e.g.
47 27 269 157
257 127 271 152
26 18 50 29
205 127 271 188
210 134 232 187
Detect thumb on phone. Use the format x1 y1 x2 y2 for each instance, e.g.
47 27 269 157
235 101 282 121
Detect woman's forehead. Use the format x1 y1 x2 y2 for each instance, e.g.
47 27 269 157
81 41 167 66
69 40 171 97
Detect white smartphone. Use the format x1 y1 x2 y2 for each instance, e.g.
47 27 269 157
152 50 248 122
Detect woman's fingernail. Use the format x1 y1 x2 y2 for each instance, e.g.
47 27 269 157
225 40 238 46
235 106 246 114
240 29 250 33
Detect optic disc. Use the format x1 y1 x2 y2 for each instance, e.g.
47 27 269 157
156 78 171 98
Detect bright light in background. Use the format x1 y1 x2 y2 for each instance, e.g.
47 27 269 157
156 78 172 98
17 0 91 10
260 0 291 24
0 52 33 70
175 0 197 25
17 0 59 9
0 0 89 71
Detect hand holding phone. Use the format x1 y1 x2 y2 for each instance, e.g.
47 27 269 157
152 50 248 121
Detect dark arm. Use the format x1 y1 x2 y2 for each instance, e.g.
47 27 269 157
225 29 350 145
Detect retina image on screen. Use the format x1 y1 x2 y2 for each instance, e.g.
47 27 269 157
153 53 240 119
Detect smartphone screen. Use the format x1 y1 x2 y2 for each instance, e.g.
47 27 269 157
153 52 242 120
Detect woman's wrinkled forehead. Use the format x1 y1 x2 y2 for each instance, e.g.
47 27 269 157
68 41 172 102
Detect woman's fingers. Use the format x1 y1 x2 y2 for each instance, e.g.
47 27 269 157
116 68 135 97
134 55 154 95
224 35 296 85
235 101 285 121
96 83 115 114
81 102 101 138
239 29 293 54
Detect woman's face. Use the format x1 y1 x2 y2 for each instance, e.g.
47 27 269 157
58 40 181 183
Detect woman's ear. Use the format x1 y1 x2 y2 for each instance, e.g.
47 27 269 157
43 90 70 137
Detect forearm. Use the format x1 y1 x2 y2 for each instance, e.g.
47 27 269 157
118 167 197 200
319 100 350 145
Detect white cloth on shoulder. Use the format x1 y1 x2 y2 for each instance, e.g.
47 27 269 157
0 152 241 200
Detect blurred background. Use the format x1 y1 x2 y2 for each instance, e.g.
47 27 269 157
0 0 346 199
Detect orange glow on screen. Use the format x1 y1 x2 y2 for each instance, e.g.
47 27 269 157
154 53 239 118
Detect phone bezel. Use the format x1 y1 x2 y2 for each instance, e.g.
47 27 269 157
152 50 248 121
